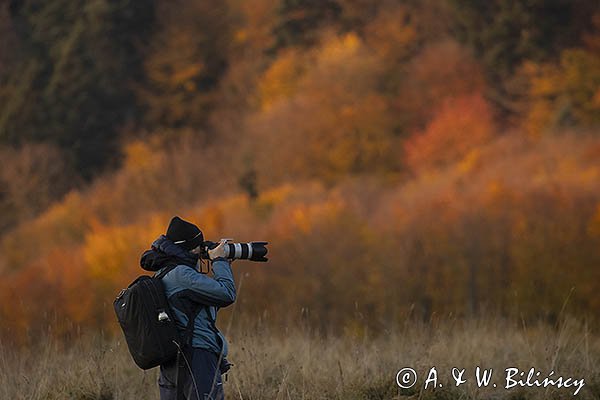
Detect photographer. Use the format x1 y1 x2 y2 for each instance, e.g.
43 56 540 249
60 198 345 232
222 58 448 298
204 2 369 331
141 216 235 400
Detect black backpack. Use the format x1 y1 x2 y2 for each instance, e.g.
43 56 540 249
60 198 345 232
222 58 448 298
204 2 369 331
114 264 196 370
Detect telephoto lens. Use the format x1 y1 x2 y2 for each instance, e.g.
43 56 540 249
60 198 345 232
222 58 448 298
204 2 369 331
202 240 269 262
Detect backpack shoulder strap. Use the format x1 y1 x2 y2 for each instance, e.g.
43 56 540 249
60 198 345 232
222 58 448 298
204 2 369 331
154 262 179 280
154 262 203 347
183 306 203 346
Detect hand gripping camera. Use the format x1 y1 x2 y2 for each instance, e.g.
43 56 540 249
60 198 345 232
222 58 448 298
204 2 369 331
201 239 269 262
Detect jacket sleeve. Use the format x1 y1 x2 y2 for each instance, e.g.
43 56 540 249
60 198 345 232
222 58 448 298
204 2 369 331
176 261 236 307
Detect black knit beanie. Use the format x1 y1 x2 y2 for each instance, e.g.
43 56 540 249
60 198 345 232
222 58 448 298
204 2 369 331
166 216 204 250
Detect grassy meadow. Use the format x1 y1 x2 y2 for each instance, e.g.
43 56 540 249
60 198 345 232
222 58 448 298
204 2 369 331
1 316 599 400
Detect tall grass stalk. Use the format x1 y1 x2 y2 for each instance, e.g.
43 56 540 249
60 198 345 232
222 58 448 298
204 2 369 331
1 316 598 399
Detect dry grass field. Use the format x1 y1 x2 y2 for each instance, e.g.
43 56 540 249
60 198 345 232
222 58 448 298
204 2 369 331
1 316 599 400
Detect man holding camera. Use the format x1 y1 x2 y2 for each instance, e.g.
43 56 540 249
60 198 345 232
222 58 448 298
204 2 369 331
141 216 235 400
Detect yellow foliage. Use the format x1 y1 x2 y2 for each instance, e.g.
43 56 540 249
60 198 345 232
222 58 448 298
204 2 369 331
525 48 600 135
145 30 203 87
230 0 277 51
291 207 311 234
588 203 600 237
593 88 600 108
84 224 137 279
194 205 227 236
234 29 248 44
123 140 156 172
184 194 252 239
290 199 345 234
364 6 416 61
258 50 306 111
457 148 481 175
171 63 204 86
486 180 504 199
318 32 361 63
249 32 395 185
525 100 556 138
0 191 91 269
83 219 163 282
257 184 296 208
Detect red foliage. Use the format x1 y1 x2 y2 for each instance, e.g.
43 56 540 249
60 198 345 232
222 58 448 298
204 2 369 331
404 93 495 172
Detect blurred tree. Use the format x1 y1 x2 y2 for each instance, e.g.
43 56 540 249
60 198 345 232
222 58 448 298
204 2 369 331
3 0 600 340
0 143 72 233
228 0 278 54
363 4 417 63
0 2 18 76
272 0 342 51
336 0 381 32
139 0 232 130
450 0 598 78
525 50 600 135
0 0 155 180
524 15 600 134
257 48 307 111
399 39 486 130
249 33 399 185
404 93 495 172
450 0 600 118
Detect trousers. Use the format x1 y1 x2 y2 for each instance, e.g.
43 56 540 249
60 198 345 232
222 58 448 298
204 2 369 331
158 347 224 400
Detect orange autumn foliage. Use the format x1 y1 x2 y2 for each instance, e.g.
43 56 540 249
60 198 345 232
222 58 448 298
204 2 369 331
1 3 600 345
404 93 495 173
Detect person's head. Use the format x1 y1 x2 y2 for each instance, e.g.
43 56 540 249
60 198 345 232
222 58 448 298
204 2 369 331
166 216 204 252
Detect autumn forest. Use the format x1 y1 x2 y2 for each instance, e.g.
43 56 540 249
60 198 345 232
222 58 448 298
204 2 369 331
0 0 600 346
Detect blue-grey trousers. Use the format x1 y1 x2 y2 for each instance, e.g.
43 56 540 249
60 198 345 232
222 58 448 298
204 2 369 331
158 347 224 400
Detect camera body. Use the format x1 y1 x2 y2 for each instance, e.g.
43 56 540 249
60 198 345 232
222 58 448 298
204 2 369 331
201 239 269 262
